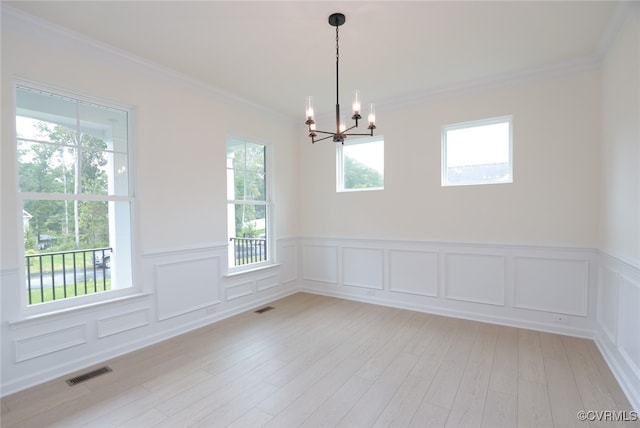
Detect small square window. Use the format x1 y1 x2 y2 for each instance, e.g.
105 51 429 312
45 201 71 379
442 116 513 186
337 136 384 192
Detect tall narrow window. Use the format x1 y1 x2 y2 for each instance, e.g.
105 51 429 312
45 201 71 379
226 137 270 269
16 83 134 307
442 116 513 186
337 136 384 192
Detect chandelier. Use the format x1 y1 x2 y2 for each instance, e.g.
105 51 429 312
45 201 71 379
305 13 376 144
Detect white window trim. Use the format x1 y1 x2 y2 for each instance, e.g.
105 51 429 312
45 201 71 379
336 135 385 193
15 79 139 317
441 115 513 187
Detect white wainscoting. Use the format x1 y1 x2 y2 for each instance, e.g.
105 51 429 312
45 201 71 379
596 252 640 412
302 244 338 284
388 249 438 297
155 256 222 320
1 239 298 396
15 325 87 363
342 247 385 290
97 308 150 339
514 256 589 316
445 253 506 306
300 237 598 338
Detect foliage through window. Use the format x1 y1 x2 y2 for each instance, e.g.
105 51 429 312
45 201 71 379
16 83 134 306
442 116 513 186
337 136 384 192
226 137 269 268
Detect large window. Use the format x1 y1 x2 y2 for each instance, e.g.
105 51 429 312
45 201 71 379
226 137 270 269
337 136 384 192
442 116 513 186
16 83 134 308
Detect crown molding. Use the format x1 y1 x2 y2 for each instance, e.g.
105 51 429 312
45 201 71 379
1 5 296 127
377 55 601 113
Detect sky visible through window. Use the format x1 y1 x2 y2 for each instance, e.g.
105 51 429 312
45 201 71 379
446 122 510 167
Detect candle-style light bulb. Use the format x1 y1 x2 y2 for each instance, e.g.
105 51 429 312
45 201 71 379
339 114 346 133
305 96 315 122
352 90 361 117
367 103 376 127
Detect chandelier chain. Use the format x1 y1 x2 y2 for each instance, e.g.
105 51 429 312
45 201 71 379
336 26 339 63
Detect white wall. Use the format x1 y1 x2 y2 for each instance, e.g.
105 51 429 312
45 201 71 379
1 8 299 395
596 3 640 412
299 70 601 247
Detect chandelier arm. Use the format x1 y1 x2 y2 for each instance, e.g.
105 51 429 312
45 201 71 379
311 134 334 143
344 132 375 137
313 129 339 135
343 124 359 133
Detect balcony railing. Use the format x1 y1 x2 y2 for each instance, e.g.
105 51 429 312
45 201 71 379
25 247 112 305
230 237 267 266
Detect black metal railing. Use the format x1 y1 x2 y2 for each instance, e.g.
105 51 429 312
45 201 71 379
25 247 112 305
230 237 267 266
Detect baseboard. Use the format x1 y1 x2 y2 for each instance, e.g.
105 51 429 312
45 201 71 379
299 285 593 338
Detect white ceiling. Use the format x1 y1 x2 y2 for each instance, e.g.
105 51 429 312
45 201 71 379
4 1 622 120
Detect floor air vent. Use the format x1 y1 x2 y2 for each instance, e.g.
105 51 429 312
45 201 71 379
66 366 112 386
254 306 274 314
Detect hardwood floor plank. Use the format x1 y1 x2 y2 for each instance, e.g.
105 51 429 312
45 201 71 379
420 320 479 409
299 374 373 428
517 378 553 428
263 355 365 428
372 374 432 427
488 325 518 396
225 407 274 428
337 352 419 427
518 329 546 385
544 357 588 428
482 390 517 428
563 336 619 413
190 381 279 428
115 408 168 428
445 323 497 427
409 402 450 428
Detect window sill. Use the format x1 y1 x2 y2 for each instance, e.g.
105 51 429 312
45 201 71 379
10 291 152 326
224 263 281 278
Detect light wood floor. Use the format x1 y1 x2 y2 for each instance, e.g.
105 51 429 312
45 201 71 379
1 292 637 428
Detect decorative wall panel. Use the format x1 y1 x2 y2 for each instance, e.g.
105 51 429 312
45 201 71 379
389 250 438 297
619 275 640 377
15 325 86 362
156 256 221 320
225 280 254 301
597 266 619 344
97 309 150 338
302 245 338 283
444 253 506 306
342 247 384 290
279 242 298 284
257 274 279 291
514 257 588 316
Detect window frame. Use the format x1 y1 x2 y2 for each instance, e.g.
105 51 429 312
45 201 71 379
15 79 138 315
441 115 513 187
336 135 385 193
226 136 273 272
